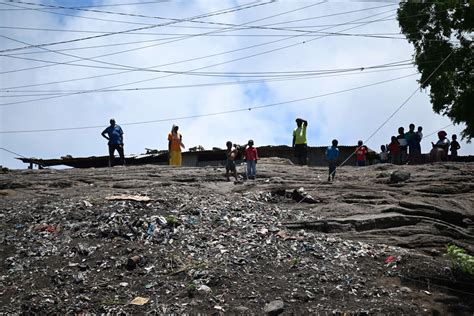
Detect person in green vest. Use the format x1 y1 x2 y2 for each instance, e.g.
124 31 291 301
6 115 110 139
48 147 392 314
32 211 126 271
292 118 308 165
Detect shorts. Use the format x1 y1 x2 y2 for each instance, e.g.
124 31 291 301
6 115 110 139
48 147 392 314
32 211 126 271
357 160 366 167
226 159 236 172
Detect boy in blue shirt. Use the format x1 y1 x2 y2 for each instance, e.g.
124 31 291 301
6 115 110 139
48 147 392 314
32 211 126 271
326 139 339 181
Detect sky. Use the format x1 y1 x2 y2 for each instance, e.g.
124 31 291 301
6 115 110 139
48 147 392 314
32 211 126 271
0 0 472 169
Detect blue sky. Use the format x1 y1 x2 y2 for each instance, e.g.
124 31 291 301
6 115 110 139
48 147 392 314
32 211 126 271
1 0 472 168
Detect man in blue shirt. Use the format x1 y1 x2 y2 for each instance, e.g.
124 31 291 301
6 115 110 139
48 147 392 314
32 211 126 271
101 118 125 167
325 139 339 181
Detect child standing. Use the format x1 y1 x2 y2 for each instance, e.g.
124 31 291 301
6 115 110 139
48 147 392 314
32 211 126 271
379 145 388 163
245 140 258 180
450 134 461 161
388 136 400 164
326 139 339 181
355 140 368 166
225 141 238 181
397 127 408 164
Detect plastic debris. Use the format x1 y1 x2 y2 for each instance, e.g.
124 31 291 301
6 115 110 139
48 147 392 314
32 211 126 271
105 195 151 202
130 297 150 305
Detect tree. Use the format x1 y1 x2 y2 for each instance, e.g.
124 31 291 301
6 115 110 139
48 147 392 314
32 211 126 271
397 1 473 141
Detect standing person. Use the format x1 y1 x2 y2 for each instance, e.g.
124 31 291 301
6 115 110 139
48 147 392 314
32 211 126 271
168 124 185 166
379 145 388 163
405 123 417 164
388 136 400 164
326 139 339 181
292 118 308 165
416 126 423 143
450 134 461 161
355 140 368 166
397 127 408 164
412 126 423 164
101 118 125 167
225 141 238 181
244 139 258 180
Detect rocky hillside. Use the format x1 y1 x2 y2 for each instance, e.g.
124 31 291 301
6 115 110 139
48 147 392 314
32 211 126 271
1 159 473 314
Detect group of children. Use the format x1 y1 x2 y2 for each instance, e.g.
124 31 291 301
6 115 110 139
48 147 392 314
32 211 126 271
225 140 259 181
378 124 424 165
324 124 462 182
378 125 461 164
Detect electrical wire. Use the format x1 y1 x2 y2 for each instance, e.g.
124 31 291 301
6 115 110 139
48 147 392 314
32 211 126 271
422 123 455 140
0 67 417 98
0 147 50 168
0 67 415 98
0 51 414 76
0 8 397 105
1 0 397 37
0 17 402 39
0 1 170 10
0 24 405 37
0 72 417 134
364 52 453 145
326 51 454 177
0 0 275 53
0 4 396 91
0 1 331 76
0 1 330 76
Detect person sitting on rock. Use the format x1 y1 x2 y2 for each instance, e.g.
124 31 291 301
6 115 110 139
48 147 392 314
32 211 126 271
430 131 450 162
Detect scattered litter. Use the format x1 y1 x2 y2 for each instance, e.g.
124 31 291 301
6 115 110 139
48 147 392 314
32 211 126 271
106 195 151 202
130 297 150 305
1 162 460 314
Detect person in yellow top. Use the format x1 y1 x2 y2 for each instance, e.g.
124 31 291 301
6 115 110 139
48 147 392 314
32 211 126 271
168 124 185 166
292 118 308 165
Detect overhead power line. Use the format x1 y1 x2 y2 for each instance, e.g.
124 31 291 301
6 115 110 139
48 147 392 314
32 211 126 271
0 1 170 11
2 0 397 36
0 48 414 75
364 51 454 145
0 146 50 168
0 1 330 76
0 58 413 81
0 67 417 98
0 1 333 76
0 0 276 53
0 7 396 104
0 72 417 134
324 51 455 177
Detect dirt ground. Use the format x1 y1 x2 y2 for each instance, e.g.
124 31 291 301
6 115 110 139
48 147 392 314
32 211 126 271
0 159 473 314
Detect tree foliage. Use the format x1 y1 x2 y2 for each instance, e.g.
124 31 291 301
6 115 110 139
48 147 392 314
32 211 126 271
397 1 473 140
